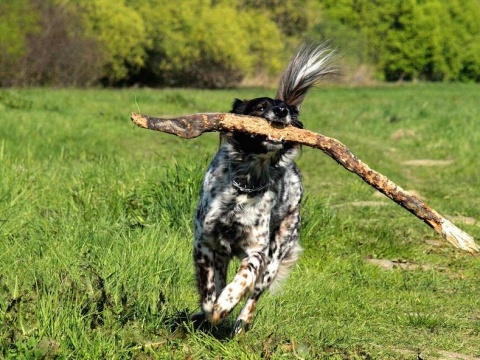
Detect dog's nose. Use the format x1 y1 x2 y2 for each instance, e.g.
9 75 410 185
273 106 289 118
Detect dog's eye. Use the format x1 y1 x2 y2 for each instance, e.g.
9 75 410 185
255 105 264 112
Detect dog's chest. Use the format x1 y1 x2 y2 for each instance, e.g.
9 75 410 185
203 188 276 241
225 191 275 226
195 146 302 254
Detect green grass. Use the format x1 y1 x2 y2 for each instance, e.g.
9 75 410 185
0 84 479 359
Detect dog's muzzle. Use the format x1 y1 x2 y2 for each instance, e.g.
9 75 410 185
265 106 291 126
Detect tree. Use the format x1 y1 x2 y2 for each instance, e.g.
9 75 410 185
0 0 39 86
127 0 283 87
72 0 149 84
238 0 313 38
319 0 480 82
20 0 106 86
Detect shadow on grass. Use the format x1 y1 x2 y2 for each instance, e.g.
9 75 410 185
165 309 235 341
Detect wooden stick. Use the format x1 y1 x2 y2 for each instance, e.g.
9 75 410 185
131 112 479 253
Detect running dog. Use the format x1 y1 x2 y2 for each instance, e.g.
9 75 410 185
193 42 336 334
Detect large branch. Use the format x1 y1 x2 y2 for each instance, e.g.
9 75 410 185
131 112 479 253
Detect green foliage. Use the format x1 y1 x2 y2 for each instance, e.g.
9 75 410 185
0 0 40 86
2 0 480 86
0 0 39 57
238 0 317 39
320 0 480 82
128 0 283 87
72 0 149 83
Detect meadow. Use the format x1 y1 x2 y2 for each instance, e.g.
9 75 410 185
0 84 479 359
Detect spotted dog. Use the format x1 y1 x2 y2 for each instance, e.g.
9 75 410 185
193 43 336 335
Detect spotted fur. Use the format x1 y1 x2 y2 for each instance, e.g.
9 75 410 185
192 42 335 335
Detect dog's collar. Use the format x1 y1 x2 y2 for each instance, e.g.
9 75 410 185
231 178 268 194
228 161 270 194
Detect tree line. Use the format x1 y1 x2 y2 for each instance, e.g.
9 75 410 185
1 0 479 88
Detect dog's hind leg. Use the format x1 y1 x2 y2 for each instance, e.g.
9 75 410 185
210 251 265 325
214 251 229 296
192 245 230 324
192 244 216 324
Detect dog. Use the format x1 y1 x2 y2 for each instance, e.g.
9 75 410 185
193 42 336 335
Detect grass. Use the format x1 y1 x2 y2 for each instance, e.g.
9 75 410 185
0 84 479 359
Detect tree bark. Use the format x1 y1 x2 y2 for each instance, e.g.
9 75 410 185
131 112 479 253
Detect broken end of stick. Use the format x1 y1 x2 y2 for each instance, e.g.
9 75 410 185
441 219 479 253
131 112 148 129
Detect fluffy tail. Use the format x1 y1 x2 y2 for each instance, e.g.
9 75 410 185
276 42 336 108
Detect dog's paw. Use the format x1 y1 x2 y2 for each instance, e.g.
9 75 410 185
210 302 232 325
232 319 250 336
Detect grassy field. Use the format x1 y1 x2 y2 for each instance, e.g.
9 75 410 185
0 84 479 359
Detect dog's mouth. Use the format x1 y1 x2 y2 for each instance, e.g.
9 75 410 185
261 133 285 150
232 127 290 153
266 133 284 143
260 120 288 148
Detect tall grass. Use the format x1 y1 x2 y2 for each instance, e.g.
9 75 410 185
0 85 479 359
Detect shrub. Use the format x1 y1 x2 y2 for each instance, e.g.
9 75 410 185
18 1 105 87
0 0 39 86
128 0 283 88
73 0 149 84
319 0 480 82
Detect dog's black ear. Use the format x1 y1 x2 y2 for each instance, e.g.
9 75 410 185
231 98 248 114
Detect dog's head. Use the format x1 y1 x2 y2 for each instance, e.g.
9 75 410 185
229 97 302 153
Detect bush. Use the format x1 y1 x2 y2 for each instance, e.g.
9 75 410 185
319 0 480 82
0 0 147 87
0 0 106 87
128 0 283 88
0 0 39 86
2 0 480 86
19 1 105 87
74 0 149 85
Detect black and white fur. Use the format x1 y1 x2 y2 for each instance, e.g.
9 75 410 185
193 43 335 334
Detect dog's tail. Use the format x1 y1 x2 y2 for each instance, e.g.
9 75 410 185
276 42 336 108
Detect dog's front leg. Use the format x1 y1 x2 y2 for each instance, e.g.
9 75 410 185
210 251 265 325
231 256 283 335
